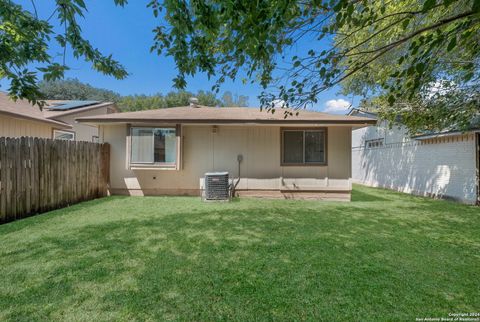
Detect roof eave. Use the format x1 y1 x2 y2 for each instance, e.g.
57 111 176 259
0 110 72 128
45 102 117 119
77 118 377 126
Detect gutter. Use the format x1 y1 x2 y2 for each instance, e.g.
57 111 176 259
76 118 377 126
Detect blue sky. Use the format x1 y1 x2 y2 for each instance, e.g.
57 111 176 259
4 1 359 113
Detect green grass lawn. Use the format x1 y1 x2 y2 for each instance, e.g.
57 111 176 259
0 185 479 321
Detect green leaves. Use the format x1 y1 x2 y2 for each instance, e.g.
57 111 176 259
39 78 121 101
422 0 437 11
38 64 69 82
113 0 128 6
446 36 457 51
387 95 395 105
473 0 480 11
415 62 425 74
0 0 127 104
2 0 478 134
152 0 477 131
333 0 479 131
115 90 246 111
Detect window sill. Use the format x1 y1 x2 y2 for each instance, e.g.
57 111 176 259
280 163 328 167
130 165 177 171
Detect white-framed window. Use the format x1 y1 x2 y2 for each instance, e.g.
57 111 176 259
92 136 99 143
130 127 177 167
365 138 384 148
281 128 327 165
53 130 75 141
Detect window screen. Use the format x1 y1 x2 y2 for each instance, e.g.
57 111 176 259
305 131 325 163
282 129 326 165
131 127 176 165
131 128 154 163
283 131 304 163
153 128 177 163
53 130 75 141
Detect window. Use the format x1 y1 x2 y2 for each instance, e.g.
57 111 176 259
281 129 326 165
130 127 177 166
92 136 99 143
53 130 75 141
365 138 384 149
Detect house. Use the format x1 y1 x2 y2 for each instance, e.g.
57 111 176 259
0 92 118 141
77 102 375 200
0 92 71 138
43 100 118 141
349 108 479 204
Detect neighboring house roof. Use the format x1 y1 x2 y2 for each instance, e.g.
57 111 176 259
43 100 118 119
0 92 71 128
77 106 376 125
347 108 378 119
412 129 480 140
348 107 478 138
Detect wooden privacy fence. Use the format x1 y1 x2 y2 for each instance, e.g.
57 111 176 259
0 137 110 223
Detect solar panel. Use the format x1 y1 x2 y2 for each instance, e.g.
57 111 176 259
48 100 100 110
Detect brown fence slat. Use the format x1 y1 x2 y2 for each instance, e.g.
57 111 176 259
5 138 14 221
14 139 20 219
32 137 39 215
51 139 57 209
45 138 51 211
24 137 32 216
18 137 26 217
0 137 6 221
0 138 110 224
39 138 46 213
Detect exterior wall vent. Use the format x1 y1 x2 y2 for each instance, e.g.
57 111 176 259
203 172 230 201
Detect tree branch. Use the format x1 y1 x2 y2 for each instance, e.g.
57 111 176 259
345 10 476 58
30 0 38 19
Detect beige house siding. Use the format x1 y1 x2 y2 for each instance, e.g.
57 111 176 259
101 124 353 197
53 106 112 142
0 114 55 138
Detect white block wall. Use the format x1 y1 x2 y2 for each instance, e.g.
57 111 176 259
352 125 477 204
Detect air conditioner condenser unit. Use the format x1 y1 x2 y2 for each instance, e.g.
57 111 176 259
203 172 230 201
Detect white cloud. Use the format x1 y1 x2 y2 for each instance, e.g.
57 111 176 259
323 99 351 113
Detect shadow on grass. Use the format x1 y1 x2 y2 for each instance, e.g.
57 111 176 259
0 196 129 235
1 201 479 321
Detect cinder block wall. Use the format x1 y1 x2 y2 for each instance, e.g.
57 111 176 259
352 123 477 204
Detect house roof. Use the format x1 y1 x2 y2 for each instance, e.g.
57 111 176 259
349 107 478 137
347 108 379 119
77 106 377 126
412 129 479 140
0 92 71 128
43 100 118 119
